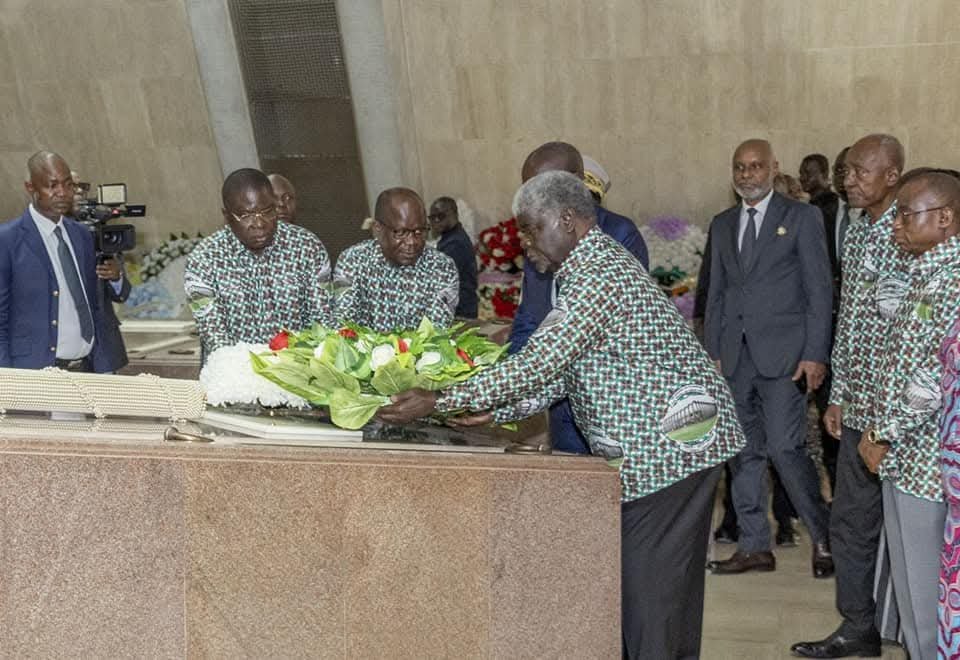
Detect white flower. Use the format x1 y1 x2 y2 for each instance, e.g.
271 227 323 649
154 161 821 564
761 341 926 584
370 344 396 369
313 345 325 358
492 248 505 258
415 351 442 372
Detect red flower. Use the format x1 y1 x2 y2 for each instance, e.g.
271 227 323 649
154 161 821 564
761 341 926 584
398 338 409 353
339 328 358 339
456 348 475 367
269 330 289 351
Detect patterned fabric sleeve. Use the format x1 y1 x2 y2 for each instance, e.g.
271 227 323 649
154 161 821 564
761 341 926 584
425 254 459 328
331 245 360 325
185 247 232 354
828 226 859 406
489 378 567 424
876 272 960 443
303 235 335 328
436 268 617 413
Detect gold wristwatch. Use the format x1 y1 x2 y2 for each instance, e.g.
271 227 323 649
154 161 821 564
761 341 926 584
867 428 891 446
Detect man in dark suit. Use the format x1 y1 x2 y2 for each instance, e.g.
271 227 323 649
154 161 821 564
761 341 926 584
705 139 834 578
508 141 648 454
429 196 478 318
0 151 125 373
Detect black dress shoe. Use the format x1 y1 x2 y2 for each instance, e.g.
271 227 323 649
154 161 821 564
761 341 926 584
707 550 776 574
790 629 881 657
713 525 738 544
776 522 798 547
812 540 835 579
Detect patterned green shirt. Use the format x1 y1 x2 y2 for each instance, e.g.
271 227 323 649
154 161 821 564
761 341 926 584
873 234 960 502
436 228 746 501
333 239 459 332
185 222 334 357
829 204 910 429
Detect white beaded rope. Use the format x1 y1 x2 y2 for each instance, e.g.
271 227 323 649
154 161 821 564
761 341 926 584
0 368 206 421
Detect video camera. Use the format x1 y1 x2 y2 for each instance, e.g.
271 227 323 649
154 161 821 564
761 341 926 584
75 183 145 263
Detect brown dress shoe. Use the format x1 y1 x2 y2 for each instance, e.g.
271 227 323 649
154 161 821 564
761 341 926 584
707 550 776 574
812 541 834 579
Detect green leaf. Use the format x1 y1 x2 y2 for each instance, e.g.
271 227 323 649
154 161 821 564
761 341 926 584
249 352 330 405
328 388 388 430
371 359 418 395
308 359 360 393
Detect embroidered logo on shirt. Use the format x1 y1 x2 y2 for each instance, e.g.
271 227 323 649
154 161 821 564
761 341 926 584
661 384 719 453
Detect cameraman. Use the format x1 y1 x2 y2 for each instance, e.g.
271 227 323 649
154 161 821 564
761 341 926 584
72 171 131 372
0 152 126 373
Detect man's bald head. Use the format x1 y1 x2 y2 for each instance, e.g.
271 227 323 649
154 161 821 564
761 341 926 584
24 150 74 221
844 134 904 213
373 187 428 266
268 173 297 223
521 141 584 183
732 139 778 204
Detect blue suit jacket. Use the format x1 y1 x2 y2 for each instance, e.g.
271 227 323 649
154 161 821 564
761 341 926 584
507 205 649 453
0 209 121 372
704 192 833 379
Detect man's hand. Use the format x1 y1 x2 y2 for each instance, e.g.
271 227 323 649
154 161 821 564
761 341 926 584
95 257 122 282
857 429 889 474
375 388 438 425
714 359 722 373
792 360 826 392
823 404 843 440
447 412 495 427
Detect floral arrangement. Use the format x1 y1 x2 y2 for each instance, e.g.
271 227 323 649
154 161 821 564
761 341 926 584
476 217 524 320
639 216 707 321
140 232 205 282
244 317 509 430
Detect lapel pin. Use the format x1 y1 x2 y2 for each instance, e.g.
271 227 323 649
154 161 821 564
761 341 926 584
777 226 787 236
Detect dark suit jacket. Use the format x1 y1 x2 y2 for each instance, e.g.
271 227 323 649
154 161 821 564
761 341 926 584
809 189 840 282
0 209 121 372
97 269 131 371
704 192 833 379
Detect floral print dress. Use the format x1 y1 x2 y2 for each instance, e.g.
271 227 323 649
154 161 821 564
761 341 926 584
939 318 960 658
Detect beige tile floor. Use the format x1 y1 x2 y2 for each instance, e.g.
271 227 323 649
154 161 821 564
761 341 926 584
701 522 907 659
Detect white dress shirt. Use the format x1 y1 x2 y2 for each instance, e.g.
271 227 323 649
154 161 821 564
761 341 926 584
737 188 774 249
29 204 95 360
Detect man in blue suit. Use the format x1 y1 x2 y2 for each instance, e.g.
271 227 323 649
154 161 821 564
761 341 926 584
508 142 649 453
0 151 126 373
704 139 834 578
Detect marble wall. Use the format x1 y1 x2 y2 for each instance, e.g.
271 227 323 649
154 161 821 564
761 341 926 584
0 0 225 247
381 0 960 229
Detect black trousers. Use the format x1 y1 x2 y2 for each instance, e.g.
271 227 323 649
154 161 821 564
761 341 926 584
718 461 797 534
830 424 883 636
622 465 721 659
813 369 840 495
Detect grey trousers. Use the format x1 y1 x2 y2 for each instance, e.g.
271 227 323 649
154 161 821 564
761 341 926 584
727 346 830 552
882 481 945 660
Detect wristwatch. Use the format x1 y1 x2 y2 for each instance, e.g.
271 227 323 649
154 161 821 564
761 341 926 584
867 428 891 446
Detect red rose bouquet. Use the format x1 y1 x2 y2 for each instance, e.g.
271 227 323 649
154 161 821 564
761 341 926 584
476 217 524 320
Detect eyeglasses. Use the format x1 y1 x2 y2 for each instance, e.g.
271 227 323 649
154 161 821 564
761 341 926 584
897 205 948 220
377 220 428 241
231 206 278 225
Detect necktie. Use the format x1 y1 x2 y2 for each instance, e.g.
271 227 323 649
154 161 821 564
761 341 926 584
53 225 95 342
838 205 850 261
740 207 758 271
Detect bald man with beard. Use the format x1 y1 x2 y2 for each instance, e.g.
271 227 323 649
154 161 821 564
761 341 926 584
705 139 834 581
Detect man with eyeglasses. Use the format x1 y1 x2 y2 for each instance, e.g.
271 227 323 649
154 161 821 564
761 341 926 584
185 168 334 361
791 134 908 658
268 173 298 225
428 196 477 318
332 187 458 333
850 170 960 660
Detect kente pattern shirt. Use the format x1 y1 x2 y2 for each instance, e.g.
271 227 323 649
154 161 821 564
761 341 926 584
829 204 910 430
436 228 746 501
873 234 960 502
333 239 458 332
185 222 334 357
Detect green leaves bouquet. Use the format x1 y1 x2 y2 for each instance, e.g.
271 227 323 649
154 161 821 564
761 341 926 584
250 318 509 430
